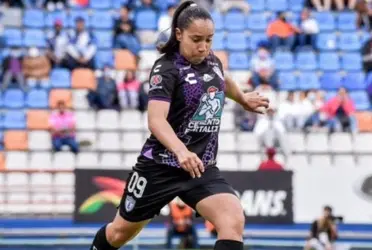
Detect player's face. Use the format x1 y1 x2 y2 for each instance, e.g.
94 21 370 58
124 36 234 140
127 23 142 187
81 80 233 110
177 19 214 65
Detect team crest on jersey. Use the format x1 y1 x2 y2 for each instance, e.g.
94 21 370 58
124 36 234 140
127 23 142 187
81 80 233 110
149 74 163 91
185 86 224 133
125 195 136 212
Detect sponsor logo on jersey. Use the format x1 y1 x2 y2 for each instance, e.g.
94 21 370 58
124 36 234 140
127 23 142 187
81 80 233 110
202 73 214 82
149 74 163 91
125 195 136 212
186 86 224 133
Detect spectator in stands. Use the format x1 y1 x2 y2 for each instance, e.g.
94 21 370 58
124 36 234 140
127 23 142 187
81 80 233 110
0 0 24 7
137 0 158 11
47 19 69 67
297 91 315 129
234 100 257 131
267 12 300 51
87 65 119 110
49 100 79 154
138 77 150 113
277 91 297 130
1 46 26 91
255 83 278 107
356 0 372 30
299 8 319 49
22 47 51 89
303 90 328 132
69 0 88 8
0 11 4 48
214 0 250 14
250 46 278 89
362 35 372 73
65 17 96 70
114 21 141 57
23 0 45 8
166 198 198 249
114 5 135 38
321 87 357 133
118 70 141 109
334 0 357 10
258 147 284 171
43 0 66 11
157 4 176 45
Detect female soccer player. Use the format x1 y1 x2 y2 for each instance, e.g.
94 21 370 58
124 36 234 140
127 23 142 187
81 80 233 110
90 1 269 250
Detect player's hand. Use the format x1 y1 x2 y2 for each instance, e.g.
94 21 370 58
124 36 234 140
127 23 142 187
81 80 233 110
241 91 270 114
175 149 204 178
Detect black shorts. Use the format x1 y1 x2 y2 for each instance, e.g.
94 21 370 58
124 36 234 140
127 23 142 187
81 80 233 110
119 164 236 222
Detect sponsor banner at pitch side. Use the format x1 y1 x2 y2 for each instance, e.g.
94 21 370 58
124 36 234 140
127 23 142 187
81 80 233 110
74 169 294 224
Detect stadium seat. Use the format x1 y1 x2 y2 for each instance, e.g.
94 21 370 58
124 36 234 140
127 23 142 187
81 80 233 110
357 155 372 168
6 172 28 188
29 152 52 170
90 0 112 9
30 192 54 214
115 50 137 70
212 32 225 51
338 32 361 51
71 69 96 89
91 11 113 29
355 112 372 132
219 133 236 152
337 12 357 31
349 91 370 110
329 133 352 153
318 52 340 71
95 50 114 69
3 89 24 109
5 151 28 170
343 72 366 91
138 50 160 70
289 0 305 11
288 133 306 153
97 110 119 130
274 51 294 70
287 155 309 169
4 131 27 151
246 13 268 31
68 10 90 28
120 110 145 130
7 193 30 214
99 153 122 168
2 8 22 27
236 132 259 152
309 154 332 168
28 131 52 151
248 0 265 11
26 89 48 109
278 72 297 90
316 33 337 51
123 153 139 169
298 72 320 90
4 28 23 47
220 111 235 131
296 51 317 70
354 133 372 153
320 72 342 90
23 29 46 48
306 133 329 153
54 172 75 191
122 132 143 151
334 155 355 168
3 111 26 130
0 153 5 170
137 30 157 49
76 152 99 168
49 89 72 108
134 9 158 30
211 11 224 31
23 9 45 28
266 0 288 11
50 69 71 88
341 53 362 71
94 31 113 49
98 132 121 151
76 132 97 150
240 154 261 171
76 111 96 130
213 51 228 70
229 71 250 86
249 33 267 50
228 52 250 70
27 110 50 130
217 154 239 171
224 11 245 31
53 152 76 170
73 90 89 110
226 32 248 51
314 12 335 32
45 11 67 28
113 0 129 8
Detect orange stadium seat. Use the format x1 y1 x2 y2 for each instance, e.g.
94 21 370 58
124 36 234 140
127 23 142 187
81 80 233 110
213 51 228 70
49 89 72 109
27 110 50 130
71 69 97 89
0 153 5 170
4 131 28 151
115 49 137 71
355 112 372 132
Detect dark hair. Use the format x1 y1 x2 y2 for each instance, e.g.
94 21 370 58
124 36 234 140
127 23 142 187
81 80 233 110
158 0 212 55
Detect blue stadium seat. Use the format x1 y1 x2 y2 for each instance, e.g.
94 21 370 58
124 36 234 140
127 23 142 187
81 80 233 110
24 30 46 48
135 9 158 30
343 72 366 91
3 89 24 109
94 31 113 49
0 92 3 108
246 13 268 31
23 9 45 28
273 51 294 70
224 11 245 31
266 0 288 12
154 0 177 11
316 33 337 51
68 10 90 28
211 11 224 31
318 52 340 71
325 91 337 101
320 72 342 90
50 69 71 88
341 53 362 71
314 12 335 32
226 32 248 51
298 72 320 90
91 11 114 29
337 12 357 31
212 32 225 50
287 12 301 26
278 72 297 90
338 32 361 51
26 89 49 109
4 28 22 47
288 0 305 11
295 51 317 70
0 131 3 149
249 33 267 50
361 31 371 45
248 0 265 11
90 0 112 9
228 52 250 70
45 11 67 28
95 50 114 68
113 0 129 8
3 111 26 130
349 91 370 110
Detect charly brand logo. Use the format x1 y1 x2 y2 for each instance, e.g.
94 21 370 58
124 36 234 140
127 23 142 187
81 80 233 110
79 177 126 214
186 86 224 133
354 174 372 202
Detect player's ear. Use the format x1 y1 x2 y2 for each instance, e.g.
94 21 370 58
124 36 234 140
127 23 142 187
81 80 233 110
175 28 182 42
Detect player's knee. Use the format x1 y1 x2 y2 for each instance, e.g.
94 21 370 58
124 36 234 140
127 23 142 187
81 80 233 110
216 211 245 238
106 223 133 246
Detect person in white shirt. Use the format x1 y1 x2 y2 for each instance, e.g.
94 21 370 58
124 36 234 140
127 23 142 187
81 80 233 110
46 19 69 67
277 91 297 130
296 91 315 129
156 5 176 50
250 46 278 89
299 8 319 48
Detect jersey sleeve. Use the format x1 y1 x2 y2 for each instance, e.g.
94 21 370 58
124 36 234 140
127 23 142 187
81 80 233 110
147 59 179 102
214 53 225 77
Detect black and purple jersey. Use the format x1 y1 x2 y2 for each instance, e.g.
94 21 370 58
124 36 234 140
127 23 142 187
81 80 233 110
138 51 226 168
